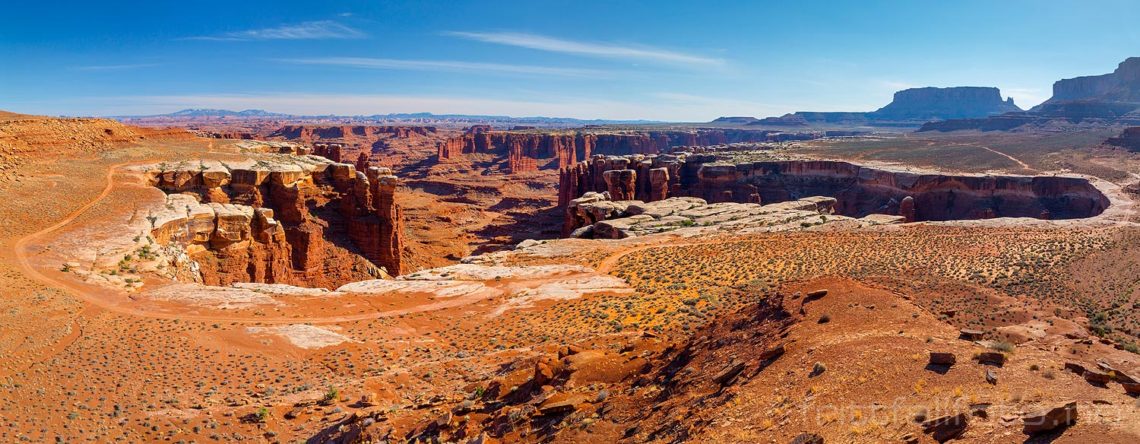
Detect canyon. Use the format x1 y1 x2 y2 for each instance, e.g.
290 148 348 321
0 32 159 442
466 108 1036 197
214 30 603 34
559 153 1109 235
3 108 1140 444
435 128 798 173
144 147 405 288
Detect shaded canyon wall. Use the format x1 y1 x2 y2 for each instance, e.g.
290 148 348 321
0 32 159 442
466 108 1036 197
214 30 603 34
559 155 1109 234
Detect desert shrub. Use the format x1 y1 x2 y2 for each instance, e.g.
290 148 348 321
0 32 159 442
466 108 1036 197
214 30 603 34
320 386 339 405
989 341 1015 353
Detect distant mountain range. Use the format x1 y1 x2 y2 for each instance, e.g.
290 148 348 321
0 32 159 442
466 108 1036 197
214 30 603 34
162 109 291 118
117 109 665 126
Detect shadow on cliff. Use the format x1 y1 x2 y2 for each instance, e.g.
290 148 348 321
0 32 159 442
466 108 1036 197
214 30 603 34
468 204 564 256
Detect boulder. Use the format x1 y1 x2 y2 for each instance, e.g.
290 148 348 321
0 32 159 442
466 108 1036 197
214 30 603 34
537 392 590 416
958 329 985 341
899 195 916 222
1083 370 1112 385
1064 362 1087 375
921 413 969 443
1096 361 1137 384
592 215 654 239
790 433 824 444
929 352 957 366
1022 402 1077 435
975 352 1005 367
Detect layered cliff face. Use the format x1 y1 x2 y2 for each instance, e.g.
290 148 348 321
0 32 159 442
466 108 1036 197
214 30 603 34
145 154 406 288
870 87 1021 120
269 125 437 168
436 129 781 174
436 132 594 172
732 160 1107 221
559 155 1108 234
1039 57 1140 105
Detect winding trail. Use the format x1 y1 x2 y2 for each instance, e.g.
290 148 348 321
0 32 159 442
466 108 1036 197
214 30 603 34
963 142 1033 170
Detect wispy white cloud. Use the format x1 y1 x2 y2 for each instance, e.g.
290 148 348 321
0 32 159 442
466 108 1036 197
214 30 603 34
274 57 606 77
185 20 365 41
71 63 159 71
445 31 724 67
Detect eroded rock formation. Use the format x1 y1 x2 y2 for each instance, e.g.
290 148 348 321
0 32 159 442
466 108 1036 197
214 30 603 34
146 154 406 287
559 155 1108 235
561 193 895 239
1105 127 1140 152
436 129 786 173
270 125 435 143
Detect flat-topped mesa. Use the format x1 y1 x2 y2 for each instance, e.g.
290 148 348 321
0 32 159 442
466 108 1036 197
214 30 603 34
145 155 406 287
436 128 791 173
559 156 1108 235
870 87 1022 121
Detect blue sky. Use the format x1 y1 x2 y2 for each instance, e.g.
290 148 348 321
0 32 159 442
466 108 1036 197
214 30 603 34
2 0 1138 121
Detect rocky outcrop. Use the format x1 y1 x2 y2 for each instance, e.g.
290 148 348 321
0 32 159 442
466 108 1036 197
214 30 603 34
436 132 593 172
1105 127 1140 152
602 169 636 200
1022 402 1077 435
560 193 886 239
146 154 406 287
899 196 916 223
270 125 435 142
870 87 1021 121
559 155 1109 234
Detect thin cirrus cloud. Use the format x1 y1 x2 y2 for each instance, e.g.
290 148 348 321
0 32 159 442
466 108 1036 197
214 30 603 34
184 20 366 41
445 31 725 67
274 57 608 78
